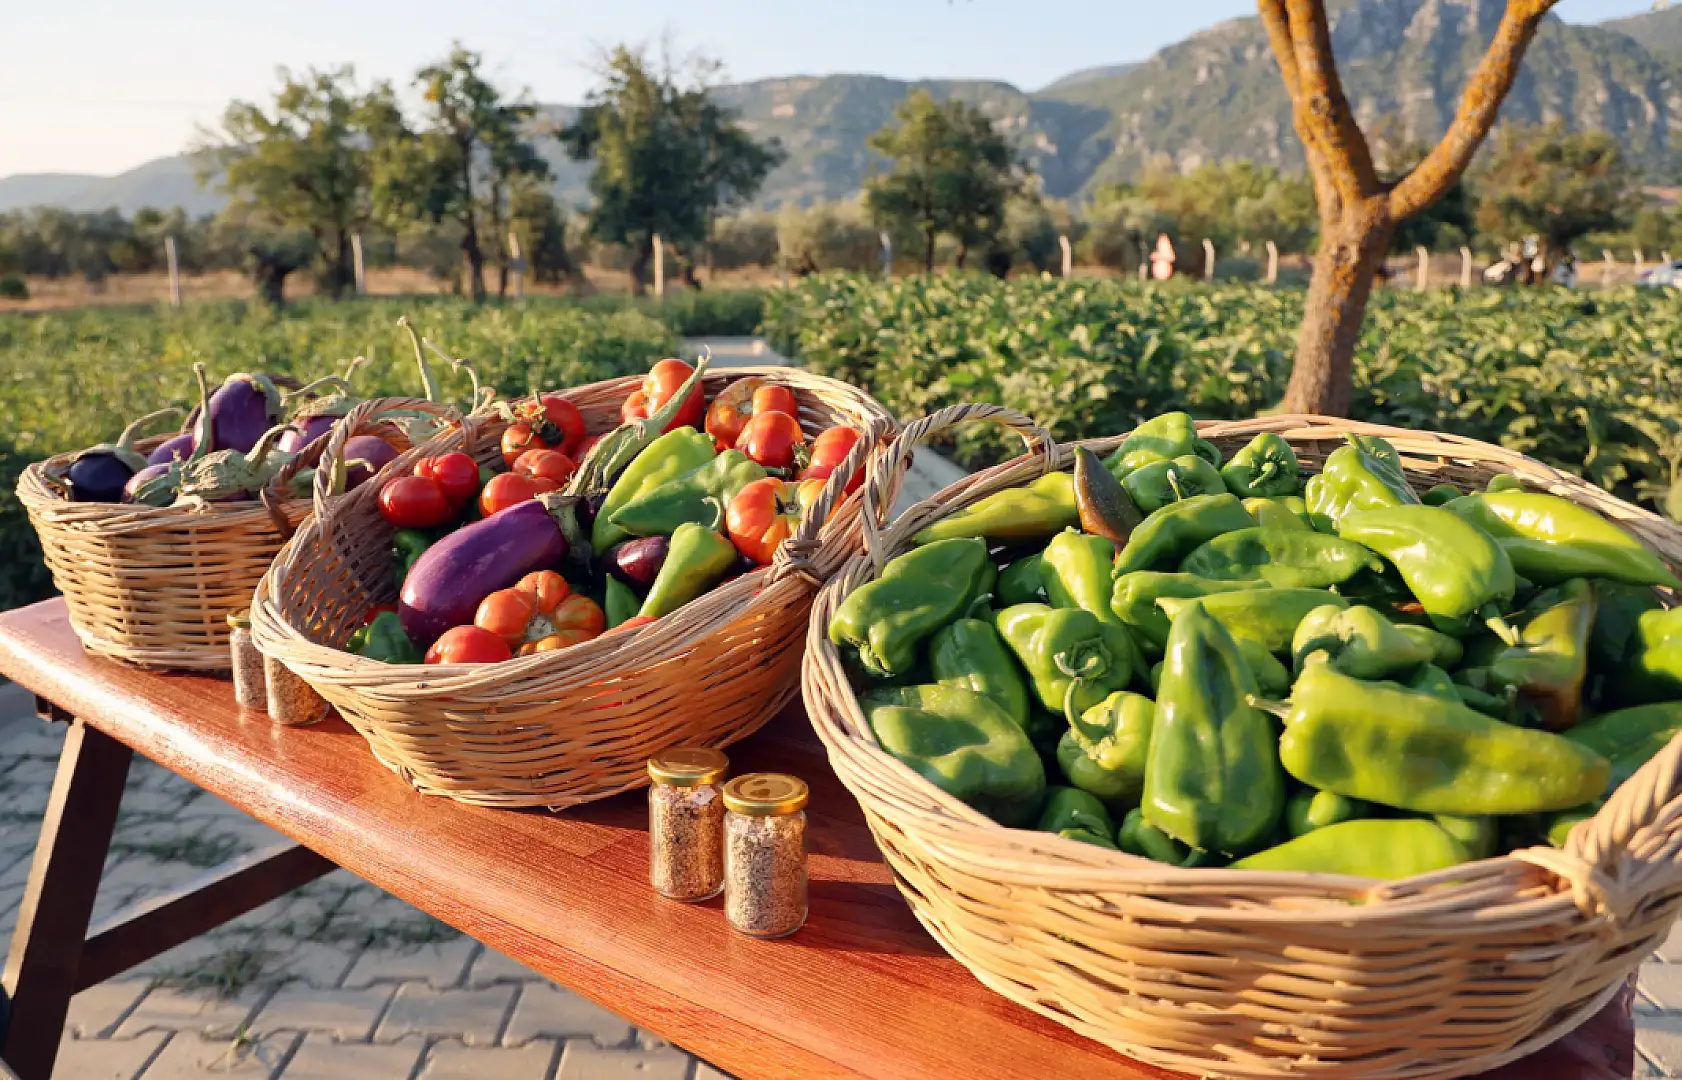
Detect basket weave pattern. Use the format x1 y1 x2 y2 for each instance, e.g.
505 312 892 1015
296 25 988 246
802 407 1682 1080
251 368 897 809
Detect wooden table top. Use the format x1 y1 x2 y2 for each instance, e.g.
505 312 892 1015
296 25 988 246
0 600 1636 1080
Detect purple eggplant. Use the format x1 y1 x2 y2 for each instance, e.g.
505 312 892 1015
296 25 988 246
276 414 337 455
208 373 285 454
123 462 173 502
606 536 670 594
399 497 570 646
342 435 399 489
147 430 197 466
65 408 182 503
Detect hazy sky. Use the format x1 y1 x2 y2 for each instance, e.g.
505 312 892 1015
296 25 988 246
0 0 1664 177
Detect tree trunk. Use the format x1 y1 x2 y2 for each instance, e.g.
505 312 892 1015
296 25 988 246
923 224 936 275
628 238 650 297
1282 206 1393 417
329 229 353 300
956 240 969 269
460 151 485 303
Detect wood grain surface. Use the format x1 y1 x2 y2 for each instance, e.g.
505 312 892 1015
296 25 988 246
0 600 1637 1080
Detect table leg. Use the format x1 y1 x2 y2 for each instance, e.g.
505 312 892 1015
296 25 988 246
0 717 132 1080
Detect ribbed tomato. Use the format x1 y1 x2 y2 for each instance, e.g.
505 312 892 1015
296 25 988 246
727 477 801 565
735 411 805 470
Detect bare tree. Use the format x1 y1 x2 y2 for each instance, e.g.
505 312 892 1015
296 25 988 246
1262 0 1558 415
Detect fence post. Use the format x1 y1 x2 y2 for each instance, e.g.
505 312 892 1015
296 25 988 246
1665 250 1674 267
653 234 664 299
351 233 366 295
1416 246 1429 291
1059 234 1072 279
880 230 892 281
1602 250 1616 288
1202 238 1215 281
1635 248 1645 275
508 232 524 299
1459 247 1472 289
1265 240 1278 285
164 236 181 309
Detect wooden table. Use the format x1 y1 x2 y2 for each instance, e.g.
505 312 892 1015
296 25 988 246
0 599 1638 1080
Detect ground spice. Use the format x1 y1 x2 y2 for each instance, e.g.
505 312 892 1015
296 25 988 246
723 774 808 939
648 748 729 901
227 611 266 710
264 654 328 727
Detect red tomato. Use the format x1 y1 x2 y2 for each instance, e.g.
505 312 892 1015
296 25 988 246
516 594 606 655
479 472 541 517
378 475 454 529
727 477 801 566
535 394 587 455
500 421 552 468
425 625 513 664
752 384 798 419
735 411 805 470
608 615 657 634
642 359 705 432
514 448 576 489
415 452 480 506
800 425 864 495
473 589 537 646
620 390 649 426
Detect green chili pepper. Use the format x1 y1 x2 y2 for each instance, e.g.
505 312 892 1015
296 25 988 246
995 604 1144 721
863 684 1046 827
1156 588 1346 655
1273 664 1610 815
608 449 766 537
1221 433 1300 499
1122 455 1226 515
1337 504 1518 643
592 426 716 552
1608 638 1682 708
1566 701 1682 790
1285 790 1364 836
1106 411 1199 478
829 539 995 678
1041 529 1122 625
1109 572 1268 656
1059 827 1121 849
1058 690 1154 809
1444 492 1681 589
1243 496 1311 531
1193 437 1223 468
1142 601 1284 854
1234 636 1291 696
1487 474 1525 494
1470 578 1597 730
1233 819 1469 879
914 472 1077 546
1114 493 1255 576
604 576 641 629
997 554 1045 607
392 528 431 587
1635 606 1682 651
1178 527 1382 589
1291 604 1436 679
1421 483 1463 507
639 523 739 619
1407 663 1463 703
1303 434 1421 530
1399 624 1464 668
1546 804 1599 848
1073 446 1143 550
1118 808 1214 867
354 610 421 664
1036 786 1115 841
929 618 1031 730
1433 814 1497 860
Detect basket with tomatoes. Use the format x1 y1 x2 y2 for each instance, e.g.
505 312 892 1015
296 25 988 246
250 356 896 808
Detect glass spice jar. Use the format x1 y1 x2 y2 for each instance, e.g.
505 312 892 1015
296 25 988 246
648 748 729 901
264 654 328 727
723 773 808 938
227 610 266 710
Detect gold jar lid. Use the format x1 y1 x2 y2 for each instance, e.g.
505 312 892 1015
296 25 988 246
723 773 808 816
227 609 252 630
648 747 729 787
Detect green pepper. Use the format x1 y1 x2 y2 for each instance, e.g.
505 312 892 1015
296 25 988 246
1058 691 1153 809
1303 434 1421 530
1234 636 1291 696
1453 680 1515 719
1059 827 1121 850
1036 786 1115 840
1274 663 1610 815
639 522 739 619
1041 529 1121 625
1178 527 1382 589
996 604 1144 721
1636 606 1682 651
1232 819 1469 878
1474 578 1596 730
354 610 421 664
1291 604 1436 679
608 449 767 537
1114 493 1255 576
1398 624 1464 668
1243 496 1311 531
863 684 1046 827
1156 588 1346 655
1609 638 1682 707
1193 437 1223 468
1337 504 1518 642
1285 790 1364 836
1221 433 1300 499
1433 814 1497 860
1073 446 1142 550
1444 492 1681 589
929 618 1031 730
604 576 641 629
1566 701 1682 790
914 472 1077 546
1106 411 1199 478
997 554 1045 607
1118 808 1213 867
1486 473 1525 494
392 528 431 587
1421 483 1463 507
1546 804 1599 848
1122 455 1226 514
829 538 995 678
592 426 717 552
1407 663 1462 703
1109 572 1268 656
1142 600 1284 854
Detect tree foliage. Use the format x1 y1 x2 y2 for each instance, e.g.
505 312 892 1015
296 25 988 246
1474 122 1638 256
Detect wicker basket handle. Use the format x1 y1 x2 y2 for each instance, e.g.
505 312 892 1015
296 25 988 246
304 397 470 519
770 415 896 586
859 403 1055 575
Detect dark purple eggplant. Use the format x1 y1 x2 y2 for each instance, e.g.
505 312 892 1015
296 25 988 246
399 497 570 646
277 414 337 455
208 373 285 454
606 536 670 594
147 431 196 466
342 435 399 489
129 364 218 507
123 463 172 502
65 408 182 503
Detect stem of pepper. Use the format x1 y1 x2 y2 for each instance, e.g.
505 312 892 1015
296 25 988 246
1166 470 1186 503
1482 604 1522 646
1245 694 1290 720
1055 647 1107 726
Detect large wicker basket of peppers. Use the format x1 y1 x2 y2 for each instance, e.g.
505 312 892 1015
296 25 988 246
252 355 895 808
803 403 1682 1080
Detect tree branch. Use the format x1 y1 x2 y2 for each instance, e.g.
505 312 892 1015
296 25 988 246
1284 0 1380 207
1259 0 1343 220
1387 0 1559 220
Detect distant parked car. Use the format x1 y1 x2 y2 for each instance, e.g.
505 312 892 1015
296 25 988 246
1638 261 1682 289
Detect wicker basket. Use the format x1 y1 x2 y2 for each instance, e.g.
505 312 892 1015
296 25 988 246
249 366 898 809
802 405 1682 1080
14 398 446 671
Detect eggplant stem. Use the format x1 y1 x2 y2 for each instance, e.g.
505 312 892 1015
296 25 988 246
281 375 352 405
117 407 184 451
398 317 442 405
188 363 214 464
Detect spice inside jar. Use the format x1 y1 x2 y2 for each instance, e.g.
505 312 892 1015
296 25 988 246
264 654 328 727
227 610 266 710
723 773 808 938
648 748 729 901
